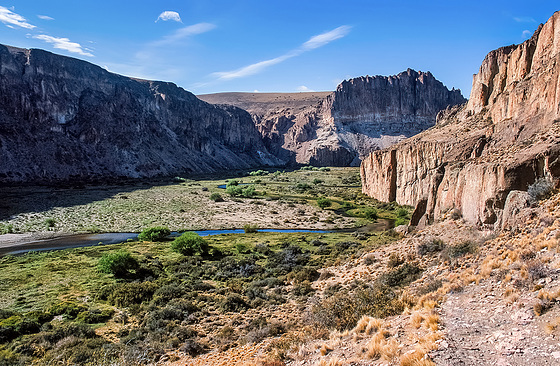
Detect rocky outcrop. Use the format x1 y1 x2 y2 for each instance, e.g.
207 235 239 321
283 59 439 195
361 11 560 228
0 45 280 184
199 70 465 166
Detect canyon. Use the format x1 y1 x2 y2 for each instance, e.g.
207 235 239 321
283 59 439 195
0 44 280 184
200 69 465 166
361 10 560 228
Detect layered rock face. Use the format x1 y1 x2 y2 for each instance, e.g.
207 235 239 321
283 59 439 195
361 11 560 228
0 45 279 184
199 70 465 166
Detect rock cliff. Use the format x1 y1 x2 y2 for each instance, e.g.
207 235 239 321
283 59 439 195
0 45 280 184
199 70 465 166
361 10 560 228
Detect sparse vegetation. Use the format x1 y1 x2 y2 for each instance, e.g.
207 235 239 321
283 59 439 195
528 177 556 201
317 197 332 209
209 192 224 202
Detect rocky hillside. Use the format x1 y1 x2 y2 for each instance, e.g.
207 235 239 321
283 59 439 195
199 70 465 166
361 10 560 228
0 45 280 185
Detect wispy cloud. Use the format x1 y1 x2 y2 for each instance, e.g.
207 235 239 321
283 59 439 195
302 25 351 50
156 11 182 23
37 15 54 21
0 6 35 29
151 22 216 46
522 30 532 39
32 34 94 57
212 25 351 81
514 16 536 23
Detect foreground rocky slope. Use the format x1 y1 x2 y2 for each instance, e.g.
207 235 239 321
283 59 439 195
361 11 560 228
199 70 465 166
0 45 279 184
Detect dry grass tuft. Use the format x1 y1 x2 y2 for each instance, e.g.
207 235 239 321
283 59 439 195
318 356 345 366
319 343 333 356
424 313 440 331
400 350 436 366
545 317 560 334
410 312 424 329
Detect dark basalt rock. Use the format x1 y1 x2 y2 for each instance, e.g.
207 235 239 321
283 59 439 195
0 44 280 184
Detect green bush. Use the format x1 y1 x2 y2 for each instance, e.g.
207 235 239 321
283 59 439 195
226 179 239 187
0 223 14 234
226 185 243 196
209 193 224 202
138 226 171 242
243 224 258 233
241 185 256 198
397 208 408 217
44 218 56 228
97 250 139 277
220 293 248 312
364 208 378 220
171 232 209 256
317 197 332 209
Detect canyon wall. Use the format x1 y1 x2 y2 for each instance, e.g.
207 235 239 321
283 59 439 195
0 45 280 184
199 69 465 166
361 11 560 228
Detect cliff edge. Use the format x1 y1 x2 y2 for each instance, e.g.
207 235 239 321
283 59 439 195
0 45 280 184
361 11 560 228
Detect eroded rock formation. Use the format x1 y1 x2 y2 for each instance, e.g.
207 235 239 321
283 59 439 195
0 45 280 184
199 70 465 166
361 11 560 228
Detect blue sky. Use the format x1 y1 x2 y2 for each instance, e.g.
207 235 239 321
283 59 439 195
0 1 558 97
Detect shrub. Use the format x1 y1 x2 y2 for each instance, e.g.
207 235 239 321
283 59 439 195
220 293 248 312
44 218 56 228
287 267 320 283
447 241 477 258
226 179 239 187
317 197 332 209
138 226 171 242
98 282 158 307
241 185 256 198
397 208 408 217
171 232 209 256
417 238 446 256
364 208 378 220
309 283 410 330
98 250 139 277
312 178 323 185
226 185 243 196
209 193 224 202
528 177 556 201
377 263 423 287
243 224 259 233
387 253 404 268
0 223 14 234
394 217 409 226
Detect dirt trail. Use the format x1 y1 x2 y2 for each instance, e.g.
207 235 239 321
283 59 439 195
432 273 560 365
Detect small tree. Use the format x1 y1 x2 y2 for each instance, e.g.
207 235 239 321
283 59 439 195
209 193 224 202
171 232 209 256
98 251 138 277
138 226 171 242
317 197 332 209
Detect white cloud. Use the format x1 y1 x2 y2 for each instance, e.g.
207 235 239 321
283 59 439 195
296 85 314 92
514 16 536 23
0 6 35 29
253 90 260 93
32 34 94 57
37 15 54 21
302 25 351 50
522 30 532 39
212 25 351 81
156 11 182 23
213 53 296 80
152 23 216 46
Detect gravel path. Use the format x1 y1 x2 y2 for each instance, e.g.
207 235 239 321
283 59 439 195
432 278 560 365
